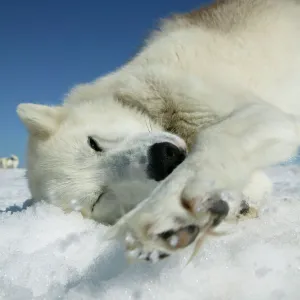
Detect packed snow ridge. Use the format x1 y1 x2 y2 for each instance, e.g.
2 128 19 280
0 166 300 300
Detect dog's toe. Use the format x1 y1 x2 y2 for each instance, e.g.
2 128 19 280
124 231 170 263
123 224 201 263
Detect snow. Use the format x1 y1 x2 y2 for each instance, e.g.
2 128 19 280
0 166 300 300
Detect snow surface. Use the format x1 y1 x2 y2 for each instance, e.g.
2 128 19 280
0 166 300 300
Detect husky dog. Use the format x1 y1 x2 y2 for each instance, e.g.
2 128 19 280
18 0 300 262
0 155 19 169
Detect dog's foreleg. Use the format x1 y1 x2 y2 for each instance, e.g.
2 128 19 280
112 103 300 262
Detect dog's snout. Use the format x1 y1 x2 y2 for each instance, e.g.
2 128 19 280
147 142 186 181
209 199 229 227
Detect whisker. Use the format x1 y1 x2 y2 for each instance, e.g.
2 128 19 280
185 218 214 266
149 119 153 132
207 229 229 237
185 220 232 266
145 117 150 133
145 117 153 133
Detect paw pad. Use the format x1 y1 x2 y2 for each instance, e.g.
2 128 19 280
158 225 200 249
123 224 201 263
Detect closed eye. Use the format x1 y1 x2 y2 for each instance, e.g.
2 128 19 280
88 136 103 152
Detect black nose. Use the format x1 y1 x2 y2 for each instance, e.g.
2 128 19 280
147 142 186 181
209 199 229 227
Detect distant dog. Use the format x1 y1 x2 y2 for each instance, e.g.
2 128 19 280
0 155 19 169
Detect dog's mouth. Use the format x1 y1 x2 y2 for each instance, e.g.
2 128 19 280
92 189 107 212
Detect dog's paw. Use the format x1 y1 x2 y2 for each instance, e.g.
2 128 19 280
125 236 170 263
110 190 230 263
123 225 200 263
237 200 259 220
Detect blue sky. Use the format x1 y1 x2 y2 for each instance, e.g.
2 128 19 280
0 0 212 167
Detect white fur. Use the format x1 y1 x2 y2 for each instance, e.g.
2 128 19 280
0 155 19 169
17 0 300 259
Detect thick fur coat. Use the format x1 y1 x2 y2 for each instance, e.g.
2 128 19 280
18 0 300 261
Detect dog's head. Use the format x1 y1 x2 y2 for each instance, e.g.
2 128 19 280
17 101 187 224
10 155 18 161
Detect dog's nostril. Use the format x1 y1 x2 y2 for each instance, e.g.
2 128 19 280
165 144 176 158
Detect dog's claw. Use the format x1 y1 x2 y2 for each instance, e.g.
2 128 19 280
125 238 170 263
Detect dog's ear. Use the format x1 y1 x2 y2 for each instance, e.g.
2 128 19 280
17 103 66 137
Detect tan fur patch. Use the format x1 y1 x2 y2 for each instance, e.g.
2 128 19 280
161 0 267 32
116 86 219 151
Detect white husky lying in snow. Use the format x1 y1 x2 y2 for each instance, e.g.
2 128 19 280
0 155 19 169
17 0 300 262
